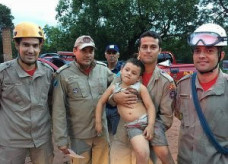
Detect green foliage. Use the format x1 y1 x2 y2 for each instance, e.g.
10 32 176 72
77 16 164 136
42 25 75 54
51 0 201 61
44 0 228 63
198 0 228 25
0 4 14 62
0 4 14 30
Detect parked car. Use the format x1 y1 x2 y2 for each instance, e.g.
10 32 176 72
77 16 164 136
222 60 228 73
38 58 58 71
39 51 75 68
57 51 75 63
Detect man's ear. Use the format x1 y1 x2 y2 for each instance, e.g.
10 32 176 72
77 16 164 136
220 51 225 61
105 53 108 59
39 43 43 51
138 76 142 82
73 47 77 54
15 42 19 51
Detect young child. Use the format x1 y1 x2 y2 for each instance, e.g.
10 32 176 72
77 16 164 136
96 58 156 164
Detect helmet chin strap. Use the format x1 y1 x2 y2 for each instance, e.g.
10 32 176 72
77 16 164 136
198 63 218 74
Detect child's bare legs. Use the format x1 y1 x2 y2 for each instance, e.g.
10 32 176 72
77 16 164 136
131 135 150 164
153 146 175 164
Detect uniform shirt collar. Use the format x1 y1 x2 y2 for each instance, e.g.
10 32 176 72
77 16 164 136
74 60 96 74
195 69 225 96
14 59 45 78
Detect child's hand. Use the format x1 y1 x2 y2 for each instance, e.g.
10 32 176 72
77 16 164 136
95 122 103 136
143 125 154 140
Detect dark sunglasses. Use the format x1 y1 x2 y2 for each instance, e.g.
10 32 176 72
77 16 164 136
106 51 118 55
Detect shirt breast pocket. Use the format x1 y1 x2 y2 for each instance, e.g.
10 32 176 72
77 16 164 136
67 78 88 98
93 77 106 95
2 82 26 108
179 94 195 127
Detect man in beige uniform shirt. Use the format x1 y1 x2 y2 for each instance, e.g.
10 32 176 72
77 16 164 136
0 22 53 164
175 23 228 164
52 35 114 164
110 31 175 164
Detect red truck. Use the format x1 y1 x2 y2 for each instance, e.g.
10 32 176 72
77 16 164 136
157 51 196 82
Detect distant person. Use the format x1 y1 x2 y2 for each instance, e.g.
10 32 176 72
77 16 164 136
105 44 122 73
110 31 175 164
52 35 115 164
0 22 53 164
104 44 123 135
96 58 156 164
175 23 228 164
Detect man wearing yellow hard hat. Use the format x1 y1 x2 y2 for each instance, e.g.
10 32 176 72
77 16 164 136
0 22 53 164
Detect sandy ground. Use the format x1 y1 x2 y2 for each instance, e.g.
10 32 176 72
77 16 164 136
25 117 181 164
157 117 181 164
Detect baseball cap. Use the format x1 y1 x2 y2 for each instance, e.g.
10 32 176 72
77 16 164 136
105 44 119 52
74 35 96 49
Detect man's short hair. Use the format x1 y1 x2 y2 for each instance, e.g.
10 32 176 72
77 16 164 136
14 38 43 45
139 31 162 48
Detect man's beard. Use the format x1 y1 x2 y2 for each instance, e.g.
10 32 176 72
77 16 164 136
19 56 36 66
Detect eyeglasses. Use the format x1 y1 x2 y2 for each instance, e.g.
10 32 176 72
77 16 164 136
188 32 227 46
106 51 118 55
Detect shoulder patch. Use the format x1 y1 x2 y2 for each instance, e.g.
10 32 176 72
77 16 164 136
0 61 12 72
56 64 70 74
176 74 191 84
160 70 173 82
96 61 107 67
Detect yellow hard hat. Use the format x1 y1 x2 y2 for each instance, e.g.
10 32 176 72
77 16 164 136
13 22 44 40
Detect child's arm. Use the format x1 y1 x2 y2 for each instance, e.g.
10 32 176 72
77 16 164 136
95 84 115 135
140 84 156 140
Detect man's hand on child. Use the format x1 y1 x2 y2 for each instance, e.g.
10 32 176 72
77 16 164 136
113 90 138 108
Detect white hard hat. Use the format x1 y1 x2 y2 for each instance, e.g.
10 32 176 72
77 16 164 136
188 23 227 46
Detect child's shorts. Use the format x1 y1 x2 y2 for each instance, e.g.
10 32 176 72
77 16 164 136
124 114 148 139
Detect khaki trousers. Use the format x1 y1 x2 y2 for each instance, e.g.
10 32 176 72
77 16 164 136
0 141 53 164
71 136 109 164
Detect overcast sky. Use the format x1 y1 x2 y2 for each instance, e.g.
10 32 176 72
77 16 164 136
0 0 59 27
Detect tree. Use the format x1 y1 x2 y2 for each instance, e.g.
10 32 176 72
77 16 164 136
42 25 75 54
0 4 14 30
0 4 14 62
48 0 228 62
54 0 201 62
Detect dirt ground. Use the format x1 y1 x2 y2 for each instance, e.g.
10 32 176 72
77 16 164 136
157 117 181 164
25 117 181 164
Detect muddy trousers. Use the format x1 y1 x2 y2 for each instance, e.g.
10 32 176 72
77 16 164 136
0 141 53 164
